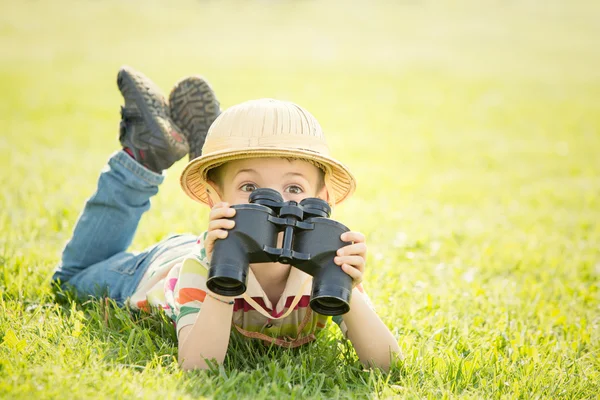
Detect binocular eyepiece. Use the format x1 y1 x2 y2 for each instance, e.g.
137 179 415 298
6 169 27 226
207 188 353 316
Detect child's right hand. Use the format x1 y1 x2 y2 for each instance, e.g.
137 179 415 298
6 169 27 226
205 202 236 263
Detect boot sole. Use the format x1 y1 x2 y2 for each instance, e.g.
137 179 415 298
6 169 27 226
117 67 187 152
169 76 220 160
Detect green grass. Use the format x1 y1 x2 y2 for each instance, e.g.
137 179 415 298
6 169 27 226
1 0 600 398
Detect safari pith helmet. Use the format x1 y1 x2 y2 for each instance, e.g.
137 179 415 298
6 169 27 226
180 98 356 206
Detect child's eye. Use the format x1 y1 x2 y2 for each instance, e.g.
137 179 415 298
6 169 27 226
285 185 304 195
240 183 258 192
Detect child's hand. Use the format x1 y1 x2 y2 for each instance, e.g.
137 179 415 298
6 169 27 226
205 202 236 263
334 231 367 288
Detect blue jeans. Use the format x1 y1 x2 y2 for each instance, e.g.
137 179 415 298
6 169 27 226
52 150 196 305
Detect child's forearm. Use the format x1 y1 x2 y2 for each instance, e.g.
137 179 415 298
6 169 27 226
343 289 401 371
178 295 234 371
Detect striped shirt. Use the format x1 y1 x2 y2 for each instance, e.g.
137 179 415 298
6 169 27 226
129 232 371 347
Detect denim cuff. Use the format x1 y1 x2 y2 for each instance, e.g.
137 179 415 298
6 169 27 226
109 150 165 187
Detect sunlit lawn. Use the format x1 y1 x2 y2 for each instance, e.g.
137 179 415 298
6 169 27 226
1 0 599 398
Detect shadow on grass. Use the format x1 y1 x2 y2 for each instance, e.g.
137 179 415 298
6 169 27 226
49 284 404 399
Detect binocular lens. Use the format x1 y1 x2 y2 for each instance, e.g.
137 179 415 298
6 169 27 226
310 297 350 316
206 277 245 296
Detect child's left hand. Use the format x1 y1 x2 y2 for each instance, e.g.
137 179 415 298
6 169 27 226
334 231 367 288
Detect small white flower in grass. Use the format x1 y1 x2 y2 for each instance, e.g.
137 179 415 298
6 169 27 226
406 251 415 259
393 232 407 248
414 281 427 290
374 252 384 261
462 267 477 283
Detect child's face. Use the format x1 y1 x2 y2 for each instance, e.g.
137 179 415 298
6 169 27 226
208 158 327 206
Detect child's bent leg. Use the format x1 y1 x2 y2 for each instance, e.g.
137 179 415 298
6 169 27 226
50 66 206 304
52 150 164 286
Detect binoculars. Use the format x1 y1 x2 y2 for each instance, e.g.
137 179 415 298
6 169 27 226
207 188 353 316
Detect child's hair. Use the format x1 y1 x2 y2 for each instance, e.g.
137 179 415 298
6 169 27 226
206 157 326 194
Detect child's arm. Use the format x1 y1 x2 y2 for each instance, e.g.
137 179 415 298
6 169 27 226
178 201 237 371
334 231 401 371
177 294 234 371
343 289 401 371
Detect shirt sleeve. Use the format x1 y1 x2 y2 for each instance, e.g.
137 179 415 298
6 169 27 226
165 232 211 338
331 283 375 338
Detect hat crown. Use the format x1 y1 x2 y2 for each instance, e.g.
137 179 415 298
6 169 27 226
180 98 356 206
202 98 330 155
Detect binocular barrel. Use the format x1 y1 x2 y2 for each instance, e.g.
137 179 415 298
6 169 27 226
207 188 353 316
207 203 277 296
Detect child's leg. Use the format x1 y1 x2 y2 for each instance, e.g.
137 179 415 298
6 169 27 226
52 66 189 304
53 150 163 284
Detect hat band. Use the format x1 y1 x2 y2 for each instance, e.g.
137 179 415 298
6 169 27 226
202 135 331 156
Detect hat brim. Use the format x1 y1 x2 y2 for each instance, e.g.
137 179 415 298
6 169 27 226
180 147 356 206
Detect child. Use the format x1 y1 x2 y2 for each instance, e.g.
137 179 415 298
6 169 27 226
52 66 401 371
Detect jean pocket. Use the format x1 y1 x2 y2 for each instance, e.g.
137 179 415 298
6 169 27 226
107 252 149 276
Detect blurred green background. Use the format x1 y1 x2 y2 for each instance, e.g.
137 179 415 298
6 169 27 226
1 0 599 398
